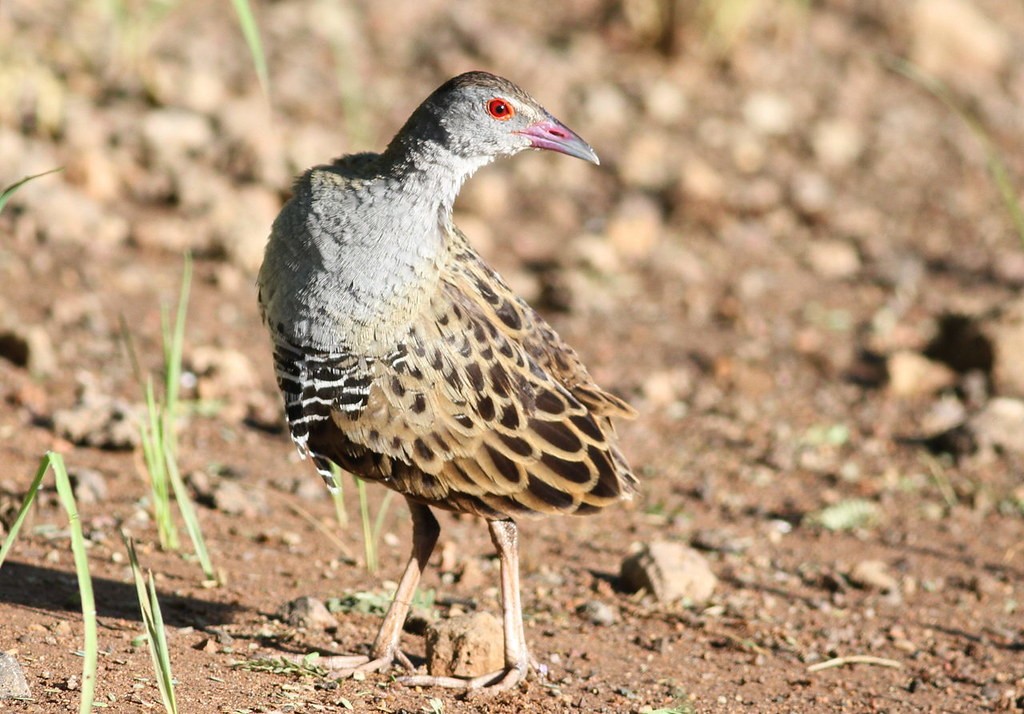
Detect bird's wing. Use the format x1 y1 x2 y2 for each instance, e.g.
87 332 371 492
320 236 637 518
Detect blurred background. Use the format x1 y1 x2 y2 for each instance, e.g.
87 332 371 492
2 1 1024 711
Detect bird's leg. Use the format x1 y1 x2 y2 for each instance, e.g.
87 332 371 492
400 518 530 693
309 499 439 678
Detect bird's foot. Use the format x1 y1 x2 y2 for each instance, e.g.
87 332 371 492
288 648 414 679
399 662 527 694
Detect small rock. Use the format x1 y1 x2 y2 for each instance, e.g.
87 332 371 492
0 652 31 700
848 560 898 593
643 79 688 125
24 181 129 248
969 398 1024 454
576 600 618 626
790 172 833 217
743 92 794 136
680 158 725 203
132 215 205 254
211 479 268 517
887 351 957 397
806 239 861 279
0 325 56 376
141 108 214 167
641 369 693 407
188 346 257 401
620 132 677 191
620 541 717 603
210 185 281 274
989 298 1024 397
604 194 662 261
53 383 139 450
812 119 864 169
911 0 1010 87
69 468 107 504
277 596 336 630
426 612 503 678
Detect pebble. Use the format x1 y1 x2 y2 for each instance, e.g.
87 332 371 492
576 600 618 627
426 612 504 678
211 479 269 517
742 91 794 136
188 346 258 402
848 560 898 593
0 652 30 700
141 108 214 167
806 239 860 279
277 596 336 630
812 119 864 169
911 0 1010 86
69 468 107 504
53 387 139 450
620 541 717 604
969 398 1024 454
989 297 1024 397
210 185 282 274
680 158 725 203
887 351 957 398
0 324 56 376
790 172 833 217
25 183 130 248
604 194 663 261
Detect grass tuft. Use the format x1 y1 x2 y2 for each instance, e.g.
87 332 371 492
124 535 179 714
230 0 270 99
132 253 219 583
0 453 97 714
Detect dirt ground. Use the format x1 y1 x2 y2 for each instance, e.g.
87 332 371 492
2 1 1024 712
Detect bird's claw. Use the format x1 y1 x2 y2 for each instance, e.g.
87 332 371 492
287 649 414 679
398 663 528 695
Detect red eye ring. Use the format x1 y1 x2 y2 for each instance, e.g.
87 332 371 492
486 98 514 120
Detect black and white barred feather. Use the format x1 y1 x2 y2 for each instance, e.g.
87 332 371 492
272 340 374 488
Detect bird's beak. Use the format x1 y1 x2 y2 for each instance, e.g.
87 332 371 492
516 116 600 165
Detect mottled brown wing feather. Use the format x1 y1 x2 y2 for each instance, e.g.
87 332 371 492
312 232 636 519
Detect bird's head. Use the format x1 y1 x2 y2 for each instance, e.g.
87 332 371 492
390 71 599 169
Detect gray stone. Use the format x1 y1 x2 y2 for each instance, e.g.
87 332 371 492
620 541 717 603
576 600 618 626
426 612 503 678
277 596 336 630
969 398 1024 454
53 383 139 450
0 652 31 700
69 468 107 504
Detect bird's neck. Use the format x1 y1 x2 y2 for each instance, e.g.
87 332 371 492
384 137 493 226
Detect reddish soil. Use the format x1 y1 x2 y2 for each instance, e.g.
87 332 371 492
2 1 1023 712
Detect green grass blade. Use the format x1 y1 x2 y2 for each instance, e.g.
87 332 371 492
888 57 1024 248
0 167 63 215
0 457 49 569
146 572 177 714
370 490 394 566
329 463 348 528
142 379 179 551
230 0 270 98
163 253 192 428
354 476 376 574
164 450 218 583
50 453 98 714
124 536 178 714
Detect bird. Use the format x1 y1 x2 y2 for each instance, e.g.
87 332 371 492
257 71 636 692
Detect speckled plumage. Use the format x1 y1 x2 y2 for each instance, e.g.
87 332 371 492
257 71 636 692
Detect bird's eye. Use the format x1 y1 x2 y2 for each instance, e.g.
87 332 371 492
486 98 514 120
